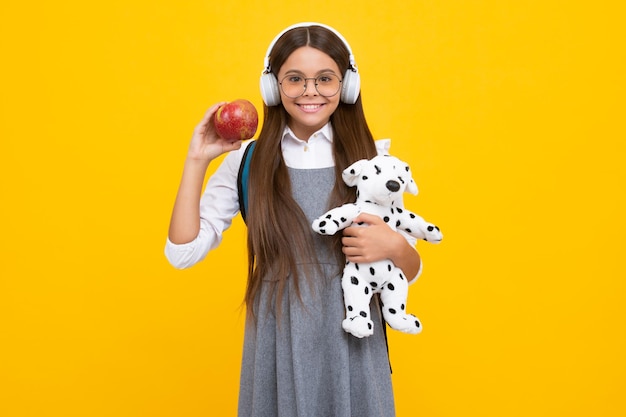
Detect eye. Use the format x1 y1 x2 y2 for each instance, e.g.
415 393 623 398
397 176 405 184
317 74 335 84
287 75 303 83
374 165 381 174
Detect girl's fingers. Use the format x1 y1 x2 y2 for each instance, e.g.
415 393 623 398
194 102 228 137
197 102 227 126
202 101 228 121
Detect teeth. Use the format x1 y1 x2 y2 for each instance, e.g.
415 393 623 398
300 104 321 110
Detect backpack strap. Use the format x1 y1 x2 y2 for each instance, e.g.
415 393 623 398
237 140 256 223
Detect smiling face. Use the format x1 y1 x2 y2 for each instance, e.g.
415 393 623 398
277 46 342 141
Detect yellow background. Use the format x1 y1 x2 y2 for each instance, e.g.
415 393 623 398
1 1 625 416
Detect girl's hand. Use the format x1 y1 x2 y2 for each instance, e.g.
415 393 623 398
187 102 244 163
342 212 421 280
341 213 401 263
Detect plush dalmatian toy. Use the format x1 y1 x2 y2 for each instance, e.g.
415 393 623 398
312 154 443 338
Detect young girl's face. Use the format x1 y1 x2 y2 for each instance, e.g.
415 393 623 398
277 46 342 141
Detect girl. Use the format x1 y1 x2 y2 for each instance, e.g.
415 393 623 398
166 22 422 417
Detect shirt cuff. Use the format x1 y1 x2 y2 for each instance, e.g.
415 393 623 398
164 237 205 269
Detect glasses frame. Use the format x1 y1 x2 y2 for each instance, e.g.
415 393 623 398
278 73 343 99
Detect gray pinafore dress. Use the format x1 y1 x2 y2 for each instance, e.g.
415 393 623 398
238 167 396 417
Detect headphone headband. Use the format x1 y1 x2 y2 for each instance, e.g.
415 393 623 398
262 22 357 74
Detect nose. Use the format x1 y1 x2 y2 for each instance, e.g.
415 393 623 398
303 78 318 96
386 180 400 192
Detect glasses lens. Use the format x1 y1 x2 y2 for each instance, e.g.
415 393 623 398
315 74 341 97
279 73 342 98
280 75 305 98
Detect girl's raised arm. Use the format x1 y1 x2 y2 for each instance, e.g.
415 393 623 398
168 103 242 244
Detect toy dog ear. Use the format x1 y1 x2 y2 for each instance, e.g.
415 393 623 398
401 160 419 195
342 159 367 187
407 178 419 195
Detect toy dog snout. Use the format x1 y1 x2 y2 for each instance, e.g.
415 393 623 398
386 180 400 192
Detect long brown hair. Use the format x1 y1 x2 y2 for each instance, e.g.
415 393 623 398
244 25 378 315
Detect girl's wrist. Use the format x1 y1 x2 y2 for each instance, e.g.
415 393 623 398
181 157 211 183
388 230 416 264
184 155 211 171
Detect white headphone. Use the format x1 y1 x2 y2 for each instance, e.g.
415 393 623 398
259 22 361 106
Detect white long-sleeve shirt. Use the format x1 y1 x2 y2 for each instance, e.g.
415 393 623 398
165 123 399 270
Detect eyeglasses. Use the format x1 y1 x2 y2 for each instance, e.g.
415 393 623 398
279 73 342 98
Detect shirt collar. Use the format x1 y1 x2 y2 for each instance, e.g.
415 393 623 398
282 123 333 144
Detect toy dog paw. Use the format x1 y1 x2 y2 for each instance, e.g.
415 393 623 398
423 223 443 243
312 215 341 235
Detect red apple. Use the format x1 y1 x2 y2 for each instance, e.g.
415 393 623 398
213 99 258 142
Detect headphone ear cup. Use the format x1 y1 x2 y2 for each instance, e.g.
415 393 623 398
340 69 361 104
260 72 281 106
